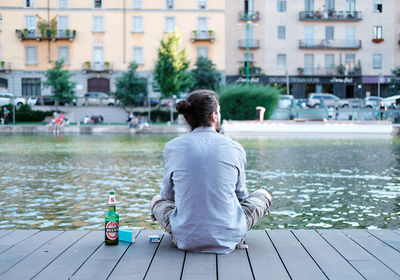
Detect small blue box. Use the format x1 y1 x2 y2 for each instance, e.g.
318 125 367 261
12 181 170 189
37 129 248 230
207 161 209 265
148 234 161 243
119 229 135 243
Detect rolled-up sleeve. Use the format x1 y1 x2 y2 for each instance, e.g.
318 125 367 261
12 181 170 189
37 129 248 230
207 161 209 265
235 147 248 201
160 145 175 201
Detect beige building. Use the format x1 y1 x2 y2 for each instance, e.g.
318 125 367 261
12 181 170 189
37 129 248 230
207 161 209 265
0 0 225 98
226 0 400 98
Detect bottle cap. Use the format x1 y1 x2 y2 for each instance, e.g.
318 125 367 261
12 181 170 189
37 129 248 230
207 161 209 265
108 191 116 206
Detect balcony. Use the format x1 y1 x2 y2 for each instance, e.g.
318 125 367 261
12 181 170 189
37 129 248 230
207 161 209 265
15 29 76 41
299 66 361 76
82 61 113 74
191 30 215 42
0 62 11 73
238 11 260 22
299 39 362 50
239 66 262 76
238 39 260 49
299 10 362 21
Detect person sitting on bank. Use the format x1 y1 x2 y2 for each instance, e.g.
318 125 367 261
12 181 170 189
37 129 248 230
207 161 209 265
150 89 272 254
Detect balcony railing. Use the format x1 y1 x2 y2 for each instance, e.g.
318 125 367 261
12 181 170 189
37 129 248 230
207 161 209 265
0 62 11 73
191 30 215 42
239 66 262 76
299 39 362 50
15 29 77 41
299 10 362 21
299 67 361 76
82 61 113 74
238 39 260 49
238 11 260 22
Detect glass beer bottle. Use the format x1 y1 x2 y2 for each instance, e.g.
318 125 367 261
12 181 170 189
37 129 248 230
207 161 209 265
105 191 119 245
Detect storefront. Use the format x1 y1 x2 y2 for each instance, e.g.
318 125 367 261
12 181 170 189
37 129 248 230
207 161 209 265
362 76 392 98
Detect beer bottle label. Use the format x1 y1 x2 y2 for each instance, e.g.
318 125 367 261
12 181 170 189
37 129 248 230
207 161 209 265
105 221 119 240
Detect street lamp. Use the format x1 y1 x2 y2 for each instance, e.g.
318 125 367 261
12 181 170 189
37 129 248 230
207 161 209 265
245 13 251 85
378 72 383 98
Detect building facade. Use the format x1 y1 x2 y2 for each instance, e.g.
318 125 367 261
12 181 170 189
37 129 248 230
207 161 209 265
0 0 225 98
226 0 400 98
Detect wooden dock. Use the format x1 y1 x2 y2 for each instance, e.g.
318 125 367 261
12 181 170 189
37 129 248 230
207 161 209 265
0 229 399 279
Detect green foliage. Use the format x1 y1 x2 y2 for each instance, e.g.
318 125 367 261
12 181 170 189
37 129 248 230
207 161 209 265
115 62 148 107
154 32 190 98
390 67 400 96
219 85 281 120
44 59 76 104
131 109 178 122
189 56 221 91
1 104 56 122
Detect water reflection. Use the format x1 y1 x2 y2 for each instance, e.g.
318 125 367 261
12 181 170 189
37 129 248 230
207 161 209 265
0 135 399 230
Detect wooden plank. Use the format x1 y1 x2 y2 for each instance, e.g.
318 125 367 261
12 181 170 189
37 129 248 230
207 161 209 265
70 236 130 280
108 230 163 280
0 230 14 239
0 230 88 280
369 230 400 252
267 230 327 280
34 231 104 280
245 230 290 280
217 245 253 280
320 230 400 280
0 231 62 276
0 230 40 254
292 230 364 280
144 234 185 280
181 252 217 280
342 229 400 275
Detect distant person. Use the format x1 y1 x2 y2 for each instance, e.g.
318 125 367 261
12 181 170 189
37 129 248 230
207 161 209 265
150 89 272 254
3 107 9 125
379 103 386 120
127 111 134 122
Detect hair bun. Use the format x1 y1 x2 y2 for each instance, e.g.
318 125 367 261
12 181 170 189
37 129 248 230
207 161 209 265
176 100 191 114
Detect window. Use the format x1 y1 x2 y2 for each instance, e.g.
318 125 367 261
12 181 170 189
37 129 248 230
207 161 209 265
325 26 334 40
93 16 104 32
59 0 68 9
197 47 208 59
132 16 143 32
25 0 35 8
22 78 41 97
94 0 102 8
197 17 208 38
58 16 68 30
277 54 286 69
305 26 314 46
325 0 334 11
345 54 355 72
346 0 355 12
198 0 207 9
25 15 36 31
373 54 382 69
244 0 254 13
133 47 143 64
277 0 286 12
244 53 254 62
304 54 314 75
374 0 383 13
277 26 286 40
374 26 382 39
165 17 175 32
25 46 37 64
305 0 314 11
58 46 69 64
325 54 335 69
133 0 142 9
166 0 174 9
346 26 355 47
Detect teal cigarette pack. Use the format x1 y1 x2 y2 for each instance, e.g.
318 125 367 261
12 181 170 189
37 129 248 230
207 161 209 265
119 229 135 243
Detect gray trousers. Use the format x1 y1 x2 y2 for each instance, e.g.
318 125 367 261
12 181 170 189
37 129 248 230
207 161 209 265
151 189 272 236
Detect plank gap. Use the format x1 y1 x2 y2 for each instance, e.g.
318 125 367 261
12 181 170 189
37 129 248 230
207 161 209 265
265 230 293 280
244 243 255 280
142 232 165 279
367 230 400 254
179 251 187 280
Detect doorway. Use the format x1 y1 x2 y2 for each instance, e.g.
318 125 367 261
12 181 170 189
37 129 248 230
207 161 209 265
346 85 354 98
87 78 110 93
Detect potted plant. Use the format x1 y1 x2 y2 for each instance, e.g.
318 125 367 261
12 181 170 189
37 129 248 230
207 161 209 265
23 28 29 37
315 10 322 18
50 28 57 41
336 64 346 75
1 61 5 69
85 61 91 70
297 67 304 75
65 29 70 37
372 38 384 43
104 61 110 69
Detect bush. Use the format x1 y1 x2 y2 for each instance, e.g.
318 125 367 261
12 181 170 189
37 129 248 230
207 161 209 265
1 104 56 122
219 85 281 120
132 109 178 123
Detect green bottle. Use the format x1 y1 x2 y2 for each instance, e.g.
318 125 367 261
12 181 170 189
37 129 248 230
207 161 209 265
105 191 119 245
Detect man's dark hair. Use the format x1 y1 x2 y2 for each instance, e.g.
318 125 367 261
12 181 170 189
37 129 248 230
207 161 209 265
176 89 219 130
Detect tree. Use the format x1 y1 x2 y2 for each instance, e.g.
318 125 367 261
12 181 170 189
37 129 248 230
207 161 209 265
44 59 76 107
390 67 400 96
189 56 221 91
154 32 190 122
115 62 148 107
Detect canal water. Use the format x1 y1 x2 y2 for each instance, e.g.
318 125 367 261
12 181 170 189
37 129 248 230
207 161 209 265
0 135 399 230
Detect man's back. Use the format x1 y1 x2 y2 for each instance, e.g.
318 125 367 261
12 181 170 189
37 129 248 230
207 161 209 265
161 127 248 253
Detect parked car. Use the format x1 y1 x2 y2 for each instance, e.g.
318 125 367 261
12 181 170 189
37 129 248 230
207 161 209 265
347 98 364 109
278 95 294 109
35 96 76 106
83 92 116 106
0 92 37 107
365 96 383 109
306 93 349 108
295 98 307 108
381 95 400 110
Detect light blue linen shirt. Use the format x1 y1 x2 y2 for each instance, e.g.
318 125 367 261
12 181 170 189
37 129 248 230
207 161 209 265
160 126 249 254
